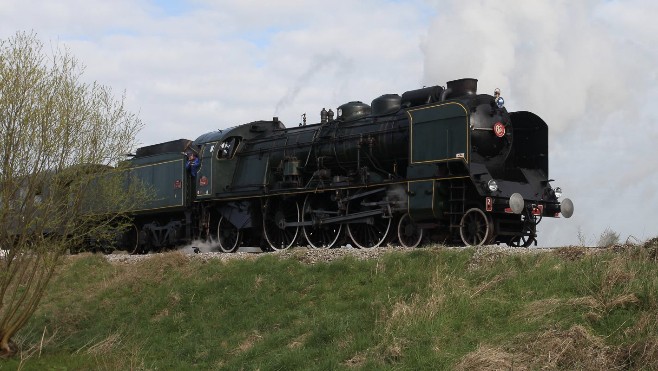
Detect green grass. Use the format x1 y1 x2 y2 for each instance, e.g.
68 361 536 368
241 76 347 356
3 243 658 370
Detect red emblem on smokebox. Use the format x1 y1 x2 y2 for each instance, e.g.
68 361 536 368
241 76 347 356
493 122 505 137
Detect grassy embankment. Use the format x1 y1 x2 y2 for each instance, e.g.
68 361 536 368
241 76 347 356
3 240 658 370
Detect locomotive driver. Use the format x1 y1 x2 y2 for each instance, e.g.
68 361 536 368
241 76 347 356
184 151 201 207
185 151 201 254
185 152 200 177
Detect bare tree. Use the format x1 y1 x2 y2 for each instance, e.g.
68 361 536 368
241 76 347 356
0 31 143 358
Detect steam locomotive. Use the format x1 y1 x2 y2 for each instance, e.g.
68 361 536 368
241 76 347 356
118 78 573 253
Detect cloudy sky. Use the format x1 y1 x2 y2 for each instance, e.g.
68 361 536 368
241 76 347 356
2 0 657 246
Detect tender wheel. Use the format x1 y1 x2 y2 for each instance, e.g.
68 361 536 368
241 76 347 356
217 216 241 253
397 213 424 248
124 223 142 254
263 199 300 251
302 194 343 249
346 190 392 249
459 208 494 246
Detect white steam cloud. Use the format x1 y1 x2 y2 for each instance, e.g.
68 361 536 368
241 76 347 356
422 0 654 133
421 0 658 246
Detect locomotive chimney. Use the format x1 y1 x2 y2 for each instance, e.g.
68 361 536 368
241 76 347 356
321 108 328 124
327 109 334 121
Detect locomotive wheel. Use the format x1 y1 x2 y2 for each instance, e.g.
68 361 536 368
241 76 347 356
397 213 424 248
263 199 299 251
217 216 241 253
346 190 392 249
302 194 343 249
507 216 537 248
459 208 494 246
507 234 534 248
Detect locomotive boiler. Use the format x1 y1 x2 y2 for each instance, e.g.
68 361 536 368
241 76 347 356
118 78 573 253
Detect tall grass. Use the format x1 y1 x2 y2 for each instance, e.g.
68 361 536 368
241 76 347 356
3 242 658 370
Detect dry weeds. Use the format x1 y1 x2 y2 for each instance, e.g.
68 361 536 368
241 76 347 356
382 337 407 364
470 271 516 298
581 257 642 318
458 325 617 370
76 332 148 370
134 252 190 280
458 320 658 370
516 298 563 322
642 237 658 261
233 330 263 354
552 246 591 261
84 333 123 355
614 312 658 368
343 351 367 368
254 274 264 289
287 332 309 349
531 325 612 369
467 247 515 270
13 326 58 369
151 308 169 322
455 345 527 371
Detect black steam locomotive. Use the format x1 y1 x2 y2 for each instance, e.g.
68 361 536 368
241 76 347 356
119 78 573 253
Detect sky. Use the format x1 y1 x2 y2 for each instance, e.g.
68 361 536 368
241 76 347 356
1 0 657 246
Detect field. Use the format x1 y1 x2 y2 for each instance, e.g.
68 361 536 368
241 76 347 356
3 240 658 370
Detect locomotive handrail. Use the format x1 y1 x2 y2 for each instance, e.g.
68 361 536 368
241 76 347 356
235 127 401 156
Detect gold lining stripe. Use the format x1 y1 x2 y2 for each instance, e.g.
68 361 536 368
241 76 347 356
199 176 470 203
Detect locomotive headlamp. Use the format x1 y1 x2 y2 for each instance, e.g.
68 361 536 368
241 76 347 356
487 179 498 192
554 187 562 199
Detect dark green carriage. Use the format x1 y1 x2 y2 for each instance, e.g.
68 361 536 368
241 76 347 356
126 139 192 213
117 139 195 252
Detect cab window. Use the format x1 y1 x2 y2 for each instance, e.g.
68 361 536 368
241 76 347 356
217 136 241 159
